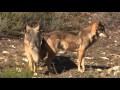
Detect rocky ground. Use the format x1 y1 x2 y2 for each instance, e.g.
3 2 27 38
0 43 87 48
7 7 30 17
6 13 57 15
0 28 120 78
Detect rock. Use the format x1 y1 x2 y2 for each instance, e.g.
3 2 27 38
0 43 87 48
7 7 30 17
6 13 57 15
68 73 72 78
100 57 109 60
85 57 94 60
8 39 11 42
2 51 9 54
100 72 106 77
106 46 110 48
16 67 22 72
4 59 8 62
73 52 77 54
88 21 91 24
90 62 94 64
107 66 120 74
114 71 120 76
37 67 43 71
15 61 19 65
58 51 66 54
11 45 16 48
0 57 5 59
96 68 102 72
114 40 117 43
112 66 120 71
101 52 106 55
107 68 113 74
22 63 25 65
33 72 38 76
22 57 28 62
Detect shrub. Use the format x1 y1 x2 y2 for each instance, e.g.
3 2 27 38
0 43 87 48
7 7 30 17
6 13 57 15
0 12 119 37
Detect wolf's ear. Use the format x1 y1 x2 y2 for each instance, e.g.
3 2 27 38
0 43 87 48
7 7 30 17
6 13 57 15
26 25 31 32
94 21 102 27
97 21 101 25
34 25 40 32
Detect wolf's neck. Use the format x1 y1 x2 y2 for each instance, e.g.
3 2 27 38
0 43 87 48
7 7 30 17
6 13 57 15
84 26 96 42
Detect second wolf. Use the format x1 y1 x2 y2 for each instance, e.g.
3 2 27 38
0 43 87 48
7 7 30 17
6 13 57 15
40 21 109 73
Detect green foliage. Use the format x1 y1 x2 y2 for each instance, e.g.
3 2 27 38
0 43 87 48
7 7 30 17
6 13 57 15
0 12 120 37
0 67 33 78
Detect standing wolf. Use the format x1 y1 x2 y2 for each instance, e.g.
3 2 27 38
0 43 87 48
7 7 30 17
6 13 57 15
41 21 109 73
24 25 44 72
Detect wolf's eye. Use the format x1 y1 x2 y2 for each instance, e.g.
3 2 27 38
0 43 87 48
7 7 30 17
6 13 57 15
97 25 104 32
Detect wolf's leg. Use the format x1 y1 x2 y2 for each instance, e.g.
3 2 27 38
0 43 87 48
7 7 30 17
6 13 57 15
44 38 59 74
77 45 85 73
81 57 85 72
26 53 33 72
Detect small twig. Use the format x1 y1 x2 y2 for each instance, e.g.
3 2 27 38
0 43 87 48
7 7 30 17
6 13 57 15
110 54 120 57
52 62 57 74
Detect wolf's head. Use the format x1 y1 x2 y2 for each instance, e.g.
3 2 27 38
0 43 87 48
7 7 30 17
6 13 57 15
92 21 109 38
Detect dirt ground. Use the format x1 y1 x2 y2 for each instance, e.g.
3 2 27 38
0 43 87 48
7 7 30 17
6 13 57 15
0 28 120 78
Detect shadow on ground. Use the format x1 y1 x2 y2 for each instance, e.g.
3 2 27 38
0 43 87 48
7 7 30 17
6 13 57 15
43 56 77 74
45 56 111 74
85 65 111 70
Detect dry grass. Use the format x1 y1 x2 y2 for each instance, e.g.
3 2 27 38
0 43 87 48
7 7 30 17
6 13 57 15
0 12 120 37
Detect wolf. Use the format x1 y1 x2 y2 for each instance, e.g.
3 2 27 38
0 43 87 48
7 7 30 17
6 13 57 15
41 21 109 73
24 25 44 72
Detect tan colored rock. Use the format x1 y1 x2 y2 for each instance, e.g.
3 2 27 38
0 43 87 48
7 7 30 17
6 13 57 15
107 68 113 74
